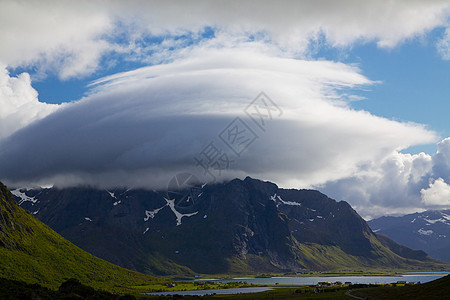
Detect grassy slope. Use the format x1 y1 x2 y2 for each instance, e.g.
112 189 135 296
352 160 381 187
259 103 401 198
222 234 449 275
353 274 450 300
290 233 449 272
0 182 166 293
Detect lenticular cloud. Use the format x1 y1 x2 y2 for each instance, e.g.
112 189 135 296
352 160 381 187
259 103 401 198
0 49 435 194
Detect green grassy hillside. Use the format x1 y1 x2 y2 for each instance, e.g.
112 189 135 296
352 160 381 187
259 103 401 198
353 274 450 299
0 182 165 293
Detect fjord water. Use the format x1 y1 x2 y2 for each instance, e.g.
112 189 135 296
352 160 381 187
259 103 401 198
198 273 450 285
148 274 449 296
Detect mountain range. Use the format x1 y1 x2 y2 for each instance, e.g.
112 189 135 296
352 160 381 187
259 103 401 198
0 181 162 292
368 210 450 263
12 177 448 276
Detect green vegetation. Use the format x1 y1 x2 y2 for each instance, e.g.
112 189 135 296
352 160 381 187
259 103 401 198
141 252 196 277
142 278 450 299
352 274 450 299
4 276 450 299
143 286 354 299
0 278 353 299
216 286 351 299
204 238 448 277
130 281 257 294
289 234 449 272
0 277 138 299
0 182 167 294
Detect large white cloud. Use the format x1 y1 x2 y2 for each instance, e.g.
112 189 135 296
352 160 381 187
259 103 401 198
420 138 450 207
319 138 450 219
421 177 450 206
0 67 59 139
1 0 449 78
0 49 436 193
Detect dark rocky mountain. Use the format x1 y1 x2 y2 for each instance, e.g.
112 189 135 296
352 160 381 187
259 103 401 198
0 181 161 290
368 210 450 263
12 177 448 275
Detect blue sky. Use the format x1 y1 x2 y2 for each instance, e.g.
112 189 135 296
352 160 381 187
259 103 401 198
1 1 450 218
349 30 450 154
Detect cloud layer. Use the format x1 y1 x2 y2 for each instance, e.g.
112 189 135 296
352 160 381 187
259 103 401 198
0 49 437 193
1 0 449 78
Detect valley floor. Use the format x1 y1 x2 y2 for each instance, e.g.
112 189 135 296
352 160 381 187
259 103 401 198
2 276 449 299
144 286 355 299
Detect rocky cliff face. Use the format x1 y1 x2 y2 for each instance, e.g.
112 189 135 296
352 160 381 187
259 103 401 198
13 177 447 275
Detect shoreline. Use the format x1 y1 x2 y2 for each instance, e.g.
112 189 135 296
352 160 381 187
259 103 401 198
180 270 450 281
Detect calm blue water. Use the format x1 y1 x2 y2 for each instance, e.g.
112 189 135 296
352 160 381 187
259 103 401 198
147 273 449 296
197 273 449 285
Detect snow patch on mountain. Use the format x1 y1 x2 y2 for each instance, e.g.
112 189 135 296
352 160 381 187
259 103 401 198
165 198 198 226
11 189 39 205
418 228 433 236
106 190 117 199
144 206 165 221
143 198 198 226
423 214 450 225
270 193 301 207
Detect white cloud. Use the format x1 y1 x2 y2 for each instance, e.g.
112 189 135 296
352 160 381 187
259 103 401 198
110 0 450 49
319 138 450 219
0 49 436 192
0 1 112 78
1 1 449 78
437 27 450 60
432 137 450 180
421 177 450 206
0 67 59 139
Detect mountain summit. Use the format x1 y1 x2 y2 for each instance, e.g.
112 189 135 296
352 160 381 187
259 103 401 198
14 177 448 275
369 210 450 263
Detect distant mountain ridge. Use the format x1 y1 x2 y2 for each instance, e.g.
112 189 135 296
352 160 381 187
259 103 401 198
0 181 162 291
368 210 450 263
13 177 449 275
